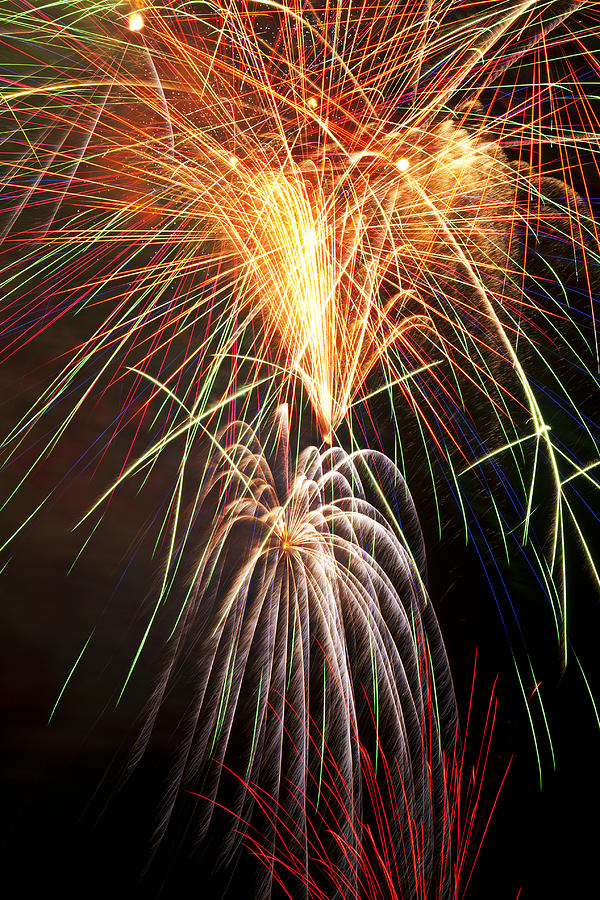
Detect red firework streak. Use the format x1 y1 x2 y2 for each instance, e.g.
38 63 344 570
189 651 510 900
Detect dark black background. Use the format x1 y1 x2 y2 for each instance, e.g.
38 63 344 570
3 5 600 898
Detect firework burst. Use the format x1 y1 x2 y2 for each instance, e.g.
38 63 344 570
129 406 456 897
2 2 599 651
1 0 600 895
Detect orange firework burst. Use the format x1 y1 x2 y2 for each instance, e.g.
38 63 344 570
1 0 598 731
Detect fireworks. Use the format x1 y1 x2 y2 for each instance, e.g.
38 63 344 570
1 0 599 895
131 406 457 896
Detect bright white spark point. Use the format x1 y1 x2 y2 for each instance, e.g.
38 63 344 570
305 228 317 246
396 158 409 172
229 155 239 167
307 97 318 108
128 12 144 31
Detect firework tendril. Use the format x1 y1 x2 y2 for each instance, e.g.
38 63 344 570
130 406 456 897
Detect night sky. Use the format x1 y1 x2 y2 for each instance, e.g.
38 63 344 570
3 4 600 899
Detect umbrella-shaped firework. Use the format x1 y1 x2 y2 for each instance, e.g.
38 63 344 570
130 406 457 897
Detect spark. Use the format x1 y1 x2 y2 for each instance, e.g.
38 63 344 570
128 11 144 32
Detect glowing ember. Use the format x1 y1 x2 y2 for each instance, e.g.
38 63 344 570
128 11 144 32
